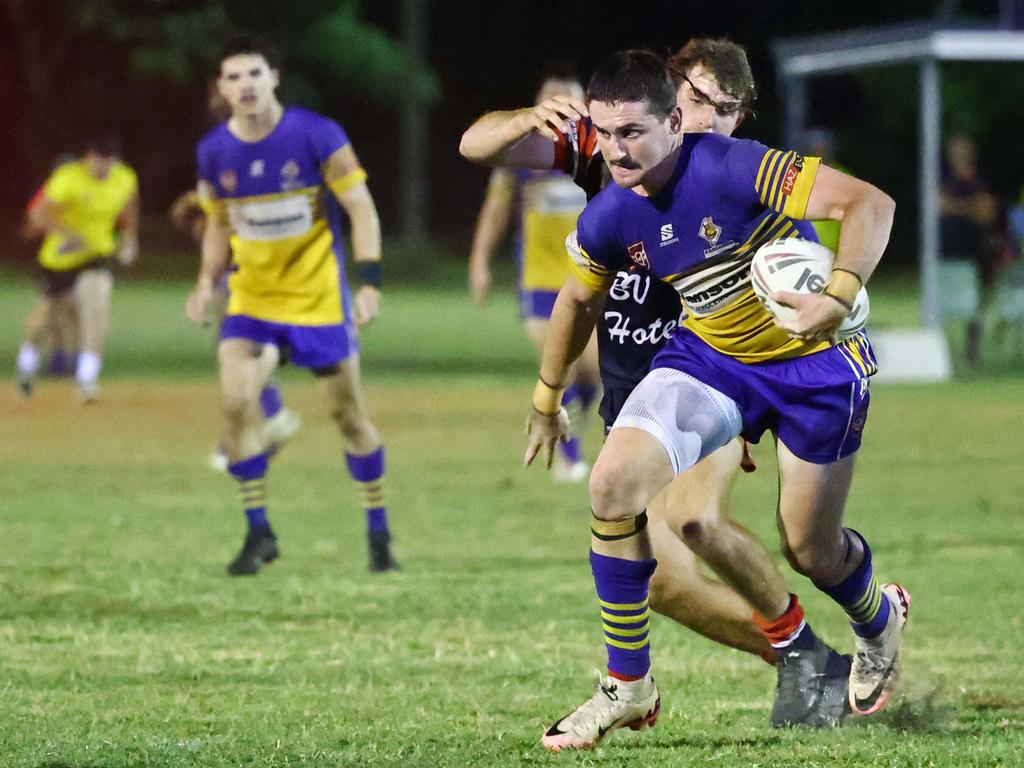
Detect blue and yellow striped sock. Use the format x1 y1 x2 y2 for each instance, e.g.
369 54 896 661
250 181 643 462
228 453 269 532
814 529 891 638
345 446 389 535
590 550 657 680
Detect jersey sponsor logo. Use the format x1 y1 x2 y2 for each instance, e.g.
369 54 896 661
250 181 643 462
781 155 804 196
604 309 678 347
609 270 651 305
627 241 650 268
678 262 751 315
228 195 314 241
660 223 679 247
219 170 238 193
249 159 265 178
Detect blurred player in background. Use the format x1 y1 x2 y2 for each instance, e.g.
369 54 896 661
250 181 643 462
468 69 599 482
20 153 80 378
522 50 906 749
17 137 139 401
462 39 851 736
186 34 397 575
171 79 301 471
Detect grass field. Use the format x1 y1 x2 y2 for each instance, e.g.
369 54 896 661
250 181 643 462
1 278 1023 767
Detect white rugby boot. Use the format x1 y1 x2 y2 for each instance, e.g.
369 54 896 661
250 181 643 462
541 673 659 752
849 583 911 716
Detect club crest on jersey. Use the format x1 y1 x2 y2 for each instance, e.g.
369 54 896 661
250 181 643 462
698 216 722 246
280 159 302 191
249 159 265 178
219 170 238 193
781 154 805 196
627 241 650 268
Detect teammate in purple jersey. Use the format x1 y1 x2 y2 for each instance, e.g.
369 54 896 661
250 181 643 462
186 34 397 575
523 50 908 750
463 39 855 738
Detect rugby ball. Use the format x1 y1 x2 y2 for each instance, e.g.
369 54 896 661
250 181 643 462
750 238 869 340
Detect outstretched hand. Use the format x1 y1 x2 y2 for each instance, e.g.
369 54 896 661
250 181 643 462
769 290 848 343
524 407 571 469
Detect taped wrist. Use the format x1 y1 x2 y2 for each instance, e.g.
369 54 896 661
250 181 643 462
531 377 565 415
591 510 648 541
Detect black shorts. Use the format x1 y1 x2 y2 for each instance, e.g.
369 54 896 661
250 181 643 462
37 256 115 297
599 384 640 435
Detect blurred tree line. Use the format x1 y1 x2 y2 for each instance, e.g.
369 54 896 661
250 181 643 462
1 0 437 245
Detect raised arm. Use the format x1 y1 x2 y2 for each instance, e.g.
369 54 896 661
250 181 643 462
460 94 588 169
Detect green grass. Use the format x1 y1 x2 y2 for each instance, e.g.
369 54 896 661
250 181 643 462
1 279 1023 767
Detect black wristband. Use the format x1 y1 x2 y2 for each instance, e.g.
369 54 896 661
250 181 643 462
357 261 382 288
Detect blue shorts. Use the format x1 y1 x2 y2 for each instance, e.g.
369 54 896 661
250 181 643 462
652 330 875 464
220 315 358 370
519 289 558 320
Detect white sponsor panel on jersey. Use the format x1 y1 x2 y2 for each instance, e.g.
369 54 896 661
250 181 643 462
229 195 314 241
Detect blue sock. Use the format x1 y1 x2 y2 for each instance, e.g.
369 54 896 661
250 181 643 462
229 453 270 532
345 446 389 535
814 529 891 638
590 550 657 679
560 385 583 464
260 383 283 419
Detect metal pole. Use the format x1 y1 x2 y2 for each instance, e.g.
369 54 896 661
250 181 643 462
782 75 807 150
919 58 942 328
399 0 427 241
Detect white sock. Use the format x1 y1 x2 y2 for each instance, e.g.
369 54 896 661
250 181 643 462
17 343 40 376
76 351 102 384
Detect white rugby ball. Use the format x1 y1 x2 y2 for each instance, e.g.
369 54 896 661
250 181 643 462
750 238 869 340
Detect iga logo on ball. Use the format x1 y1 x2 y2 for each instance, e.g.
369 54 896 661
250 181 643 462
750 238 869 340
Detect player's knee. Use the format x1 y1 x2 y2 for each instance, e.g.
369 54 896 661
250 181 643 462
588 458 645 520
781 537 840 582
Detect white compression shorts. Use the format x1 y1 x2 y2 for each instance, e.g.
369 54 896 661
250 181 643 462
610 367 743 475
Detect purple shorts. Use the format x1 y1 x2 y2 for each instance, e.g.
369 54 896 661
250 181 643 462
519 289 558 320
652 330 876 464
220 314 358 369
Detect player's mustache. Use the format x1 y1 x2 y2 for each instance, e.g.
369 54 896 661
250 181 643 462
611 158 640 170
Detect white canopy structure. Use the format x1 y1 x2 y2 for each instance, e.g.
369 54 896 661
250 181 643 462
772 21 1024 330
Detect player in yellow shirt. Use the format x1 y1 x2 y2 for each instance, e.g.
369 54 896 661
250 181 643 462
468 71 600 481
17 136 139 401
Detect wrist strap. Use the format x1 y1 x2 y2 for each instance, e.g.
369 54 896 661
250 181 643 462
532 378 564 415
357 261 382 288
825 267 861 307
823 290 853 311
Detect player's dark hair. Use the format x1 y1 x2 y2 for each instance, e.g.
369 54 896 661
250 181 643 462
83 134 122 158
667 38 756 111
218 32 280 72
586 50 676 118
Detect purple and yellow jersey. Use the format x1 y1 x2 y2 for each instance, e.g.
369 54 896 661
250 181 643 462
573 132 838 364
196 107 364 326
38 160 137 271
490 168 587 292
